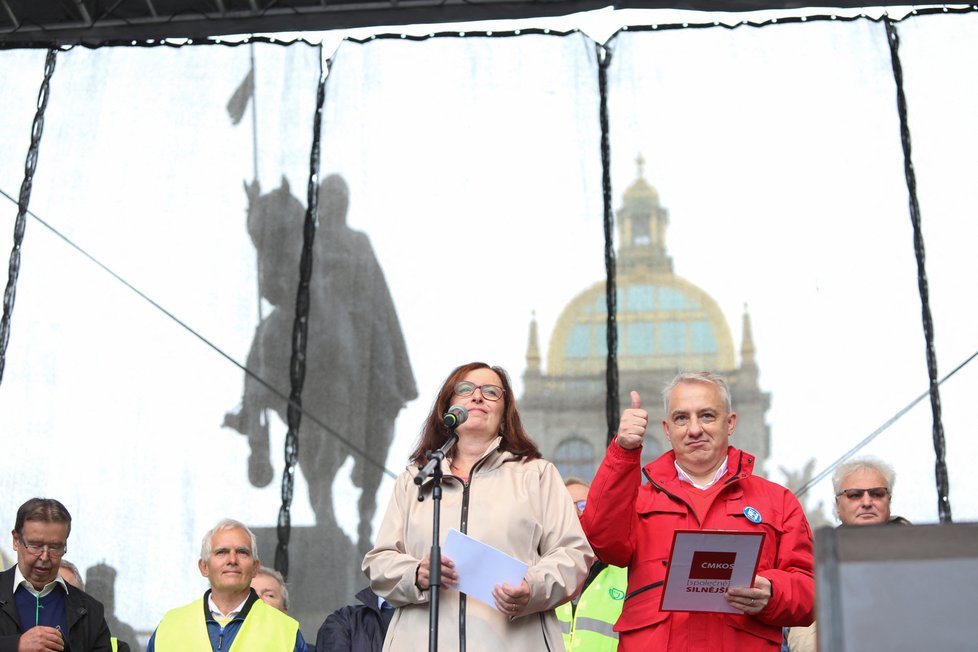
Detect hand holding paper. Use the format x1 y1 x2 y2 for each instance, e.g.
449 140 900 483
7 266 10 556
442 529 529 613
725 574 772 615
492 579 530 616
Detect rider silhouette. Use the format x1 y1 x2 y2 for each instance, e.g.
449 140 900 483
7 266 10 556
224 173 417 556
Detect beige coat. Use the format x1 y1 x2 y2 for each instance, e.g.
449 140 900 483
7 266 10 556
787 622 817 652
363 437 594 651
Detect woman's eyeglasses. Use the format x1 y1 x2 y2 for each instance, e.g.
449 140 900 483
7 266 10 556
453 381 504 401
836 487 889 501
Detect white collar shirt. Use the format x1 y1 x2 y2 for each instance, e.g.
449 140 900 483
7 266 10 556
675 458 729 490
208 593 249 621
12 564 68 599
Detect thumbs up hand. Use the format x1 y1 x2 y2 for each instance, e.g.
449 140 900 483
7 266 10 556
615 390 648 450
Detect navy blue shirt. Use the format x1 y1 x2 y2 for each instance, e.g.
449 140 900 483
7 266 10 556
14 584 68 635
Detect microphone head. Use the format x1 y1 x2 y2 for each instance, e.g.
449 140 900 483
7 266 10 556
443 404 468 428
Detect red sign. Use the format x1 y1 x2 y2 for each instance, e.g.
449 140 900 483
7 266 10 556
689 551 737 580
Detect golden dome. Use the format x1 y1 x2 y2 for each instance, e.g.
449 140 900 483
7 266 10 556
545 153 734 376
546 269 735 376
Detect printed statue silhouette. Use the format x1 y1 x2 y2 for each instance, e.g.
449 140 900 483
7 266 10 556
225 173 417 555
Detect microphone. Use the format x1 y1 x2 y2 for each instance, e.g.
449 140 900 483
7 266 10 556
414 406 467 486
443 405 468 428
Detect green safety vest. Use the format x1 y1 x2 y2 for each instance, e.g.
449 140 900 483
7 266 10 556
557 564 628 652
153 596 299 651
110 638 118 652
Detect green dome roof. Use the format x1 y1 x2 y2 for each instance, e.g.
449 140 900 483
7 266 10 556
547 271 735 376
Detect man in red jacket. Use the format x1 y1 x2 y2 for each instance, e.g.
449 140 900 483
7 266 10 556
581 372 814 651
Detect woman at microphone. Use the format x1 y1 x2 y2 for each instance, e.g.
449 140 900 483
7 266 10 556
362 361 593 651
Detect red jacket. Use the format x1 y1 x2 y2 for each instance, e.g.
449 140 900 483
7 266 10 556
581 443 815 651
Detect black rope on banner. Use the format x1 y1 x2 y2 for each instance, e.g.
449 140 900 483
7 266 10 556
0 48 57 387
597 43 619 446
275 49 329 581
884 17 951 524
5 3 976 52
609 4 975 36
3 4 978 52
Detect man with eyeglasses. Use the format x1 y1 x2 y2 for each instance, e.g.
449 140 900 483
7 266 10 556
785 457 910 652
0 497 111 651
832 457 909 527
557 477 627 652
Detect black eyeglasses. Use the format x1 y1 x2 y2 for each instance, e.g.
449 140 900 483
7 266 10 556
453 381 504 401
18 535 67 559
836 487 889 501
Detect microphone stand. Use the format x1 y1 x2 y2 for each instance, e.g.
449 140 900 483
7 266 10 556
414 430 458 652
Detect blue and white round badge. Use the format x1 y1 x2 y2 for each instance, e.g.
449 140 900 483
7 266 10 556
744 506 763 524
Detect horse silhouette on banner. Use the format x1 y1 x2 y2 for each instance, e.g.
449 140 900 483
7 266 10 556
225 173 417 557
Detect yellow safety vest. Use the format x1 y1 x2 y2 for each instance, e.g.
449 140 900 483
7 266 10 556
153 596 299 651
557 565 628 652
110 638 118 652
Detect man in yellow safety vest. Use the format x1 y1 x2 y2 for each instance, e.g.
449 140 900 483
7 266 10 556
146 518 307 652
557 478 628 652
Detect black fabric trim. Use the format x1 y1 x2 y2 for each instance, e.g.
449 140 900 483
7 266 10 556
540 610 553 651
625 581 663 601
200 588 260 623
582 561 609 596
9 6 975 51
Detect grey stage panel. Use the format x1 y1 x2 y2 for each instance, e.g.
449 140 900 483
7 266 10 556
815 522 978 652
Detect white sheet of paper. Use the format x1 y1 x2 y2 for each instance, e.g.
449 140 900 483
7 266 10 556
442 528 529 611
660 530 764 613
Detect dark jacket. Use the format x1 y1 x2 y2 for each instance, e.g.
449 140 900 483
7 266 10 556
315 587 391 652
0 566 112 652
